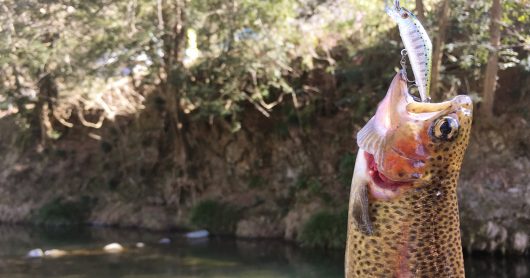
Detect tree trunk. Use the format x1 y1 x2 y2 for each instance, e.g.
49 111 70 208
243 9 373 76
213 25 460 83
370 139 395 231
430 0 450 101
415 0 425 22
157 0 193 172
481 0 502 119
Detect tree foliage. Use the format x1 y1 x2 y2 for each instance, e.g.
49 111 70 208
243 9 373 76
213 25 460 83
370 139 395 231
0 0 529 136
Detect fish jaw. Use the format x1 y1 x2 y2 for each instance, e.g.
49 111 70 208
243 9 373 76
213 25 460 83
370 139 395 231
365 151 412 200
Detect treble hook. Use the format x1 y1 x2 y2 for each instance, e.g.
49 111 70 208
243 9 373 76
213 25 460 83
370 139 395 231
394 0 401 10
400 49 414 83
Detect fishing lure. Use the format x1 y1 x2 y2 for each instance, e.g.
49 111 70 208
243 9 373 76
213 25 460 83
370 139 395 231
345 72 472 277
386 0 433 102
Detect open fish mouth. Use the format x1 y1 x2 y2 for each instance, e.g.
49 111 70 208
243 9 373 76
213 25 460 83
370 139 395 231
364 151 411 200
355 72 472 200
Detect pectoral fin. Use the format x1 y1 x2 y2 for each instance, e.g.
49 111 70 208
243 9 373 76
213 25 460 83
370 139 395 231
348 149 373 236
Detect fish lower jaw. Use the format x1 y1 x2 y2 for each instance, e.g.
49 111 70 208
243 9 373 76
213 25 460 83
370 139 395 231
365 152 411 200
367 173 410 200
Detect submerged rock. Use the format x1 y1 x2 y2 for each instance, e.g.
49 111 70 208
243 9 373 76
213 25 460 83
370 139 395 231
135 242 145 248
513 232 528 254
26 248 44 258
185 230 209 239
103 243 124 253
44 249 67 258
158 238 171 244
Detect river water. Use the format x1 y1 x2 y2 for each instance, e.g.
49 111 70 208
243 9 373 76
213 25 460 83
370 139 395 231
0 226 527 278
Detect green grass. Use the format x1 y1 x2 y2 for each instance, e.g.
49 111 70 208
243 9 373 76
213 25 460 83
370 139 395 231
298 209 348 249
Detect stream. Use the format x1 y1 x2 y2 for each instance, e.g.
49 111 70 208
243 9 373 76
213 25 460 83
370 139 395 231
0 226 526 278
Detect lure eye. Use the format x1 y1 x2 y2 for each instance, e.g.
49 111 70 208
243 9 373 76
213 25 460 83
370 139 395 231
430 116 459 141
401 12 409 19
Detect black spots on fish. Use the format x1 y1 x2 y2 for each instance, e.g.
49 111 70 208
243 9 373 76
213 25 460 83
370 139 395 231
374 262 385 269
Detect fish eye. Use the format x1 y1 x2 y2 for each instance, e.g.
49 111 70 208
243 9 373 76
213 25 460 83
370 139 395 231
430 116 459 141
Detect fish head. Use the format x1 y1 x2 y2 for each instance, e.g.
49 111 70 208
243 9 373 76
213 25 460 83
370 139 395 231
356 72 473 200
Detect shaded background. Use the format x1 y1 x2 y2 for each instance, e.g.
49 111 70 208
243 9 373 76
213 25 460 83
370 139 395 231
0 0 528 268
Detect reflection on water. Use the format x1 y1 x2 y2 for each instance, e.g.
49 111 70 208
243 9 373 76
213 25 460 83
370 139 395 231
0 226 527 278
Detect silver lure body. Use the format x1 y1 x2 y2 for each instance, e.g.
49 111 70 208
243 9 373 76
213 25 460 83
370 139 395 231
386 6 432 102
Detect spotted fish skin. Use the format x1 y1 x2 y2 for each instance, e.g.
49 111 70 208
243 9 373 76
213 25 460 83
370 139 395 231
387 6 432 102
345 73 472 278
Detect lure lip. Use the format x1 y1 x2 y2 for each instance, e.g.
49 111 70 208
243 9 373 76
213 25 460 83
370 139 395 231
385 0 407 20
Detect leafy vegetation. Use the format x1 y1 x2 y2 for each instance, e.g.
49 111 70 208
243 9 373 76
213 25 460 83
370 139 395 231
247 174 266 189
0 0 528 141
298 209 348 249
190 200 241 234
32 197 92 226
339 152 357 187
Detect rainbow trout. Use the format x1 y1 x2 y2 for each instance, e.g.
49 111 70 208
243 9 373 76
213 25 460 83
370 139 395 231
386 1 433 102
345 72 472 277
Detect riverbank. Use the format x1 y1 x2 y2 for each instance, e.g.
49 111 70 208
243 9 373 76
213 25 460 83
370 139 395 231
0 91 528 255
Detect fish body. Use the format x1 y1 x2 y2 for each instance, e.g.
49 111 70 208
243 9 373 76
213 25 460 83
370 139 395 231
345 72 472 277
387 5 433 102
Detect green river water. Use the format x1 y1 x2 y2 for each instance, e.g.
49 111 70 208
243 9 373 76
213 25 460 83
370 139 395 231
0 226 527 278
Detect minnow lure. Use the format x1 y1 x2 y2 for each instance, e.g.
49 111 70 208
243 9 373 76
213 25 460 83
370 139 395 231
345 72 472 277
386 0 433 102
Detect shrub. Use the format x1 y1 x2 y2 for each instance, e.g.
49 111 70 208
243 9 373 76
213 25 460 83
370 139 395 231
298 209 348 249
33 197 92 226
247 175 266 189
190 200 241 235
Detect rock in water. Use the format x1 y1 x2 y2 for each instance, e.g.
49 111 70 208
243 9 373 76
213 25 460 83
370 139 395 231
158 238 171 244
26 248 44 258
44 249 67 258
103 243 124 253
185 230 209 239
135 242 145 248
